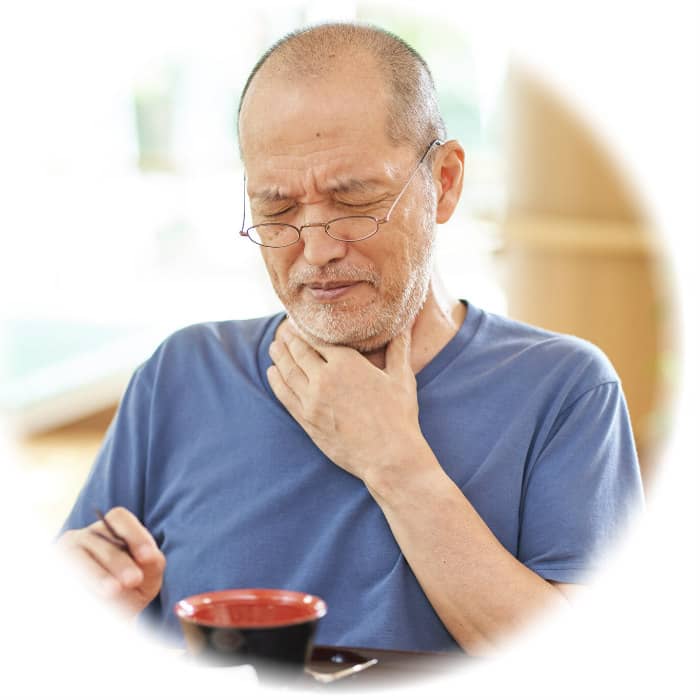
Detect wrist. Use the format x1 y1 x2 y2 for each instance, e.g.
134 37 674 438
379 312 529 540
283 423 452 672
363 438 446 508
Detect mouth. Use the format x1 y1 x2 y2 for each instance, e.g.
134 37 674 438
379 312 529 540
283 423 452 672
304 280 363 301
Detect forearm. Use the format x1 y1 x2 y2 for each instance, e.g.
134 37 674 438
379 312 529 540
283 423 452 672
365 441 568 655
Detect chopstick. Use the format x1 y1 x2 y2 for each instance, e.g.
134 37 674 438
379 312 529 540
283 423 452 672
305 657 378 683
92 507 132 555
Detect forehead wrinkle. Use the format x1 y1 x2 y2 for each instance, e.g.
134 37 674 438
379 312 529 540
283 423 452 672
247 149 408 205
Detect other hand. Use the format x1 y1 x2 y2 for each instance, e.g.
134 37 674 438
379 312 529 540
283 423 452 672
57 507 165 617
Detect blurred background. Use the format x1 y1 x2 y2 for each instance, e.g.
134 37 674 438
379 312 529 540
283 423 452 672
0 0 675 536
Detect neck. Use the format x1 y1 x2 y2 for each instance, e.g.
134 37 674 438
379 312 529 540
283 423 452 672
278 271 466 372
363 272 466 373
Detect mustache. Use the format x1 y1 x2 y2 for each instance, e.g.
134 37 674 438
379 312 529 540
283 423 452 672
288 264 380 288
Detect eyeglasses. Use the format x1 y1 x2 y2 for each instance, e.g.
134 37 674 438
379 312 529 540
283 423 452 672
239 139 444 248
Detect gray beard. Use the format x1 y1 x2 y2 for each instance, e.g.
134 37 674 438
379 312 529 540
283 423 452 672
283 243 434 352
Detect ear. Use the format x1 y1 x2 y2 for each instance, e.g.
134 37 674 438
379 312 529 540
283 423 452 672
432 140 465 224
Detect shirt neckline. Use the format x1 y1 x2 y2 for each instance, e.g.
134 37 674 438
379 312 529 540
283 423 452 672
257 300 483 396
415 300 482 389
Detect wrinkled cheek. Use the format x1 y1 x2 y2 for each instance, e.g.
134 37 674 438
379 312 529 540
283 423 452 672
261 254 286 295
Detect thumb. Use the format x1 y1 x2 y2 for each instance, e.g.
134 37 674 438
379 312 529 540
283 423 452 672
385 328 412 375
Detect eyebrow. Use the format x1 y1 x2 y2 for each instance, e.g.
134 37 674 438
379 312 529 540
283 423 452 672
250 188 292 205
330 178 386 196
250 178 387 205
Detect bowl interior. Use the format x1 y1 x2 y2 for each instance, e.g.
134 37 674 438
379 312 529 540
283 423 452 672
175 588 327 628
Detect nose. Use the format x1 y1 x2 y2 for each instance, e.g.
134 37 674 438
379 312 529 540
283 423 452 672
299 223 349 267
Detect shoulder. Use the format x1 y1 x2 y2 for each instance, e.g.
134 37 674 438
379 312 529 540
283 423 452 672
138 313 284 383
161 314 281 352
469 306 619 391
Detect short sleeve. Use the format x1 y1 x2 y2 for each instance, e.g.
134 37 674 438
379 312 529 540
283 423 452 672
518 381 644 582
59 362 154 534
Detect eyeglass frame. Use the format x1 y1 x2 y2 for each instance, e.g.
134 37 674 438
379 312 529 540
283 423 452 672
239 138 444 248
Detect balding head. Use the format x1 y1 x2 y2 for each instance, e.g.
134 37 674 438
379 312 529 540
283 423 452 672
237 22 446 163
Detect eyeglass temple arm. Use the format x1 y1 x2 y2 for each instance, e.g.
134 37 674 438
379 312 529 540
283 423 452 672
239 174 248 236
382 139 444 223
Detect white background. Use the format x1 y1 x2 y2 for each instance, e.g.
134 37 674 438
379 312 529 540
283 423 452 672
1 1 698 698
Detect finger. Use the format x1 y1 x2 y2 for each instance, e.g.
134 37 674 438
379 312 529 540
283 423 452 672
80 506 162 588
100 507 162 566
137 548 167 588
270 339 309 394
59 521 165 616
60 536 125 598
92 530 129 551
279 326 328 368
90 522 166 590
267 364 304 418
385 328 412 376
81 526 145 589
84 532 165 608
75 545 159 616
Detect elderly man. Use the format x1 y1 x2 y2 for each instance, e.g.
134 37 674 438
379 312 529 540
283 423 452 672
59 23 643 655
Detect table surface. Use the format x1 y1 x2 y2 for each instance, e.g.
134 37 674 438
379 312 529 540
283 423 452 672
303 645 466 689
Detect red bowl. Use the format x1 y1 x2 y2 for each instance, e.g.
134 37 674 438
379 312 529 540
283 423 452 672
174 589 327 672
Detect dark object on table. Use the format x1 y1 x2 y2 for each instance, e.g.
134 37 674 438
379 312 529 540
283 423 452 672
306 645 466 688
305 647 378 683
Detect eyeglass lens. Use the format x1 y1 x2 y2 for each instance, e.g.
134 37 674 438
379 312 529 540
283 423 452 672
248 216 379 247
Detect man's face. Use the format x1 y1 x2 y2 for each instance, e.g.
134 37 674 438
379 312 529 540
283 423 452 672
239 57 436 352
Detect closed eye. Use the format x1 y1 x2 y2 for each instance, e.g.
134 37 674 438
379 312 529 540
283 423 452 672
258 198 387 218
337 198 388 210
261 205 295 218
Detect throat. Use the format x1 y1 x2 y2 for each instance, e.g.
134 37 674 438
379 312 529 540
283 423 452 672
360 345 388 369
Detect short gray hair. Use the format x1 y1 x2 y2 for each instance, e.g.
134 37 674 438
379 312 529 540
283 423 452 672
237 22 446 161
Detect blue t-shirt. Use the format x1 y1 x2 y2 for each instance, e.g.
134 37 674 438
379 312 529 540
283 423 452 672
62 302 643 652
